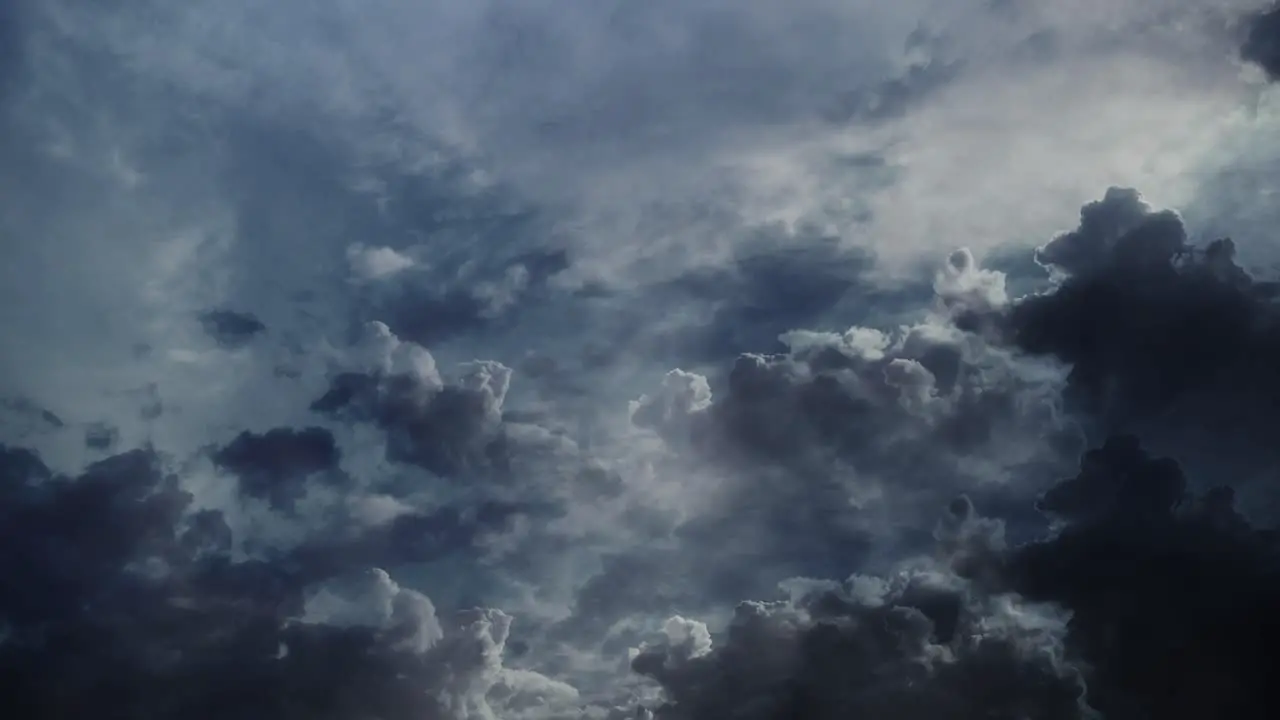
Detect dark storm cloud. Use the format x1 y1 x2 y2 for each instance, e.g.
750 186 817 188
1241 3 1280 79
312 360 511 481
631 505 1091 720
635 435 1280 719
212 426 343 509
308 324 611 515
1003 187 1280 509
0 442 578 719
5 0 1279 715
199 310 267 349
565 252 1075 647
631 250 1075 535
622 185 1280 585
1 158 1277 720
1005 437 1280 718
590 186 1280 716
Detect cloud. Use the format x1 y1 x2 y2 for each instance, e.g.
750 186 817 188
1241 3 1280 79
199 310 267 349
1004 436 1280 718
310 325 513 480
7 0 1280 717
212 426 343 509
346 244 417 282
0 441 588 720
0 0 1268 483
633 434 1280 718
372 248 570 348
631 509 1092 719
1003 187 1280 516
629 255 1076 558
566 186 1280 713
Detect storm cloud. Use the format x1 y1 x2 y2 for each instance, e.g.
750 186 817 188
1005 186 1280 516
6 0 1280 718
0 442 582 719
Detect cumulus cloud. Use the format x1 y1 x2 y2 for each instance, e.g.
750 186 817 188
0 441 583 720
8 0 1280 718
631 510 1091 719
311 325 514 480
1005 437 1280 718
585 185 1280 716
629 437 1280 719
1004 187 1280 516
346 244 418 282
630 258 1075 553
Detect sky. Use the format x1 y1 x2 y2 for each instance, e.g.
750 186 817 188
4 0 1280 718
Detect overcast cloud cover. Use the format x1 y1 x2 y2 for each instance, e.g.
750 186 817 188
5 0 1280 717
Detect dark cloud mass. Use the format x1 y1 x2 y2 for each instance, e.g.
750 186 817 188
628 244 1077 568
1007 437 1280 718
1242 4 1280 79
635 439 1280 720
0 443 577 720
199 310 267 349
310 348 512 481
1006 187 1280 513
618 187 1280 718
7 0 1280 718
213 426 342 508
11 186 1280 718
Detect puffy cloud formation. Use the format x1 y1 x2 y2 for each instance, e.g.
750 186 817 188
1005 437 1280 718
633 560 1090 719
6 183 1280 719
629 249 1076 562
0 442 588 720
1005 187 1280 512
8 0 1280 716
617 188 1280 718
346 244 418 282
632 436 1280 719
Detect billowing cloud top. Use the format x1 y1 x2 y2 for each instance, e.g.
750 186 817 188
4 0 1280 718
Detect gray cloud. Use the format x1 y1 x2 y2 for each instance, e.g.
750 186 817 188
199 310 267 349
632 552 1092 720
1242 3 1280 79
629 249 1076 547
6 0 1280 718
0 441 587 720
212 426 343 509
630 435 1280 719
1004 187 1280 518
